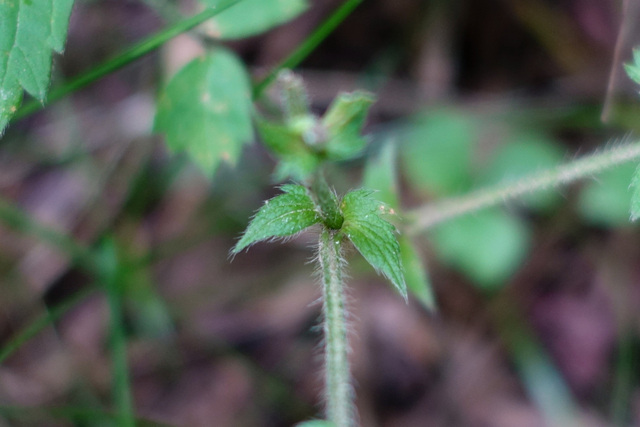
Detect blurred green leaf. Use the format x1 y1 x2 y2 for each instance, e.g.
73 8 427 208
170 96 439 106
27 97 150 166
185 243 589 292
256 116 320 181
155 49 253 177
578 162 636 226
201 0 308 40
0 0 74 133
430 209 530 289
363 141 399 207
480 131 564 211
233 184 321 253
323 91 376 161
630 164 640 221
399 235 435 310
341 190 406 299
401 109 476 196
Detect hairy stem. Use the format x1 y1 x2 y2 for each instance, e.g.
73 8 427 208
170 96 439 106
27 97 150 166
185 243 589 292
407 140 640 233
319 229 352 427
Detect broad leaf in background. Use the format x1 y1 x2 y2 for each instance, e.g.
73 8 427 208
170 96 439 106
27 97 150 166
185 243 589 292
401 109 477 196
363 142 434 309
341 189 407 299
479 131 564 212
578 162 636 226
430 209 530 290
155 49 253 176
323 91 375 161
0 0 74 134
201 0 308 40
232 184 321 253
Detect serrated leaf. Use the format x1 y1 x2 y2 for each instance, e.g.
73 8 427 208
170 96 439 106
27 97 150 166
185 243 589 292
341 189 406 299
578 162 636 226
430 209 529 290
0 0 74 133
625 48 640 85
323 91 375 161
256 116 320 181
630 164 640 221
363 141 399 207
201 0 308 40
155 49 253 176
399 235 435 310
233 184 321 253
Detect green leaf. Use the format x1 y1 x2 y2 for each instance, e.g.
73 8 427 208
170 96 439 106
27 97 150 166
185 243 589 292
430 209 530 290
0 0 74 133
256 116 320 181
341 189 406 299
399 235 435 310
323 91 375 161
401 109 477 196
201 0 309 40
155 49 253 176
232 184 321 253
363 141 399 207
624 48 640 85
479 131 564 212
578 162 636 226
630 164 640 221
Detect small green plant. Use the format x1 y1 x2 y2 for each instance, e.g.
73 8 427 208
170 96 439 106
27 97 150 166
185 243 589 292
3 1 640 426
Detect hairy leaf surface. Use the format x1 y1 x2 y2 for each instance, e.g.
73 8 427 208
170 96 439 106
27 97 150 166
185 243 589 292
341 189 406 299
155 49 253 176
201 0 308 40
233 184 321 253
631 165 640 221
0 0 74 133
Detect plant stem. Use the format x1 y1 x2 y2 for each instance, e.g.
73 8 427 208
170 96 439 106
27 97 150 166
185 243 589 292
407 139 640 233
14 0 243 119
252 0 364 99
318 229 352 427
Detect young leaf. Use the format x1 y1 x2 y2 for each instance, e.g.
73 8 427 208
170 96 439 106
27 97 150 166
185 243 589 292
0 0 74 134
630 164 640 221
232 184 321 253
200 0 308 40
341 189 406 299
322 91 375 161
255 116 320 181
155 49 253 177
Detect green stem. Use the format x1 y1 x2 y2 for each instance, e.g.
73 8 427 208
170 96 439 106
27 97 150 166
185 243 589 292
407 140 640 233
252 0 364 99
15 0 243 119
318 229 352 427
